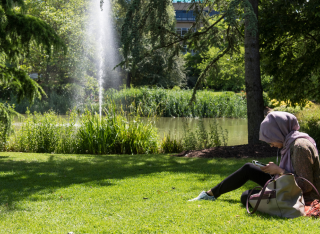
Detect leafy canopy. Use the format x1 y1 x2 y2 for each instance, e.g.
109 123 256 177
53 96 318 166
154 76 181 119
0 0 65 142
259 0 320 105
117 0 257 102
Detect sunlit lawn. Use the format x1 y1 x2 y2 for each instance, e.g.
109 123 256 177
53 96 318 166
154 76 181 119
0 153 319 233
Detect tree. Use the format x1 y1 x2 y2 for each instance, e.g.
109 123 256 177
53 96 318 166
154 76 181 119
244 0 264 144
117 0 261 144
21 0 92 100
0 0 65 143
259 0 320 105
114 0 186 88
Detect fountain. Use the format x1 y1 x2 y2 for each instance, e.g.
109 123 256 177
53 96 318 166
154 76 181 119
78 0 123 118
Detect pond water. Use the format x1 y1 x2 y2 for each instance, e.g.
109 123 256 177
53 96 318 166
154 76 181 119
13 116 248 146
140 117 248 146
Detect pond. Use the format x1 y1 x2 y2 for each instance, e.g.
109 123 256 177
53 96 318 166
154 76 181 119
13 116 248 146
141 117 248 146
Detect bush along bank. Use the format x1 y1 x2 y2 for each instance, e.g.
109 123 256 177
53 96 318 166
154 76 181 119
296 104 320 147
5 110 229 154
102 87 247 118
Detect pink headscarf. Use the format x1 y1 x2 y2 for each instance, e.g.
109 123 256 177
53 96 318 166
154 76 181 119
259 111 318 173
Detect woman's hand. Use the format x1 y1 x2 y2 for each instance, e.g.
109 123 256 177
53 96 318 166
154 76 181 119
260 162 285 175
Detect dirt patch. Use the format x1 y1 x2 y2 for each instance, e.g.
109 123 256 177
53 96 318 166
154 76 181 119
173 143 279 159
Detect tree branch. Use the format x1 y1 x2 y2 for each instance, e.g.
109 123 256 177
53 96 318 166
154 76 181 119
153 13 226 51
189 25 232 105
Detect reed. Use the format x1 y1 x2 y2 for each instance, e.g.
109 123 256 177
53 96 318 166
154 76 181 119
181 118 228 151
75 110 158 154
8 109 77 153
102 87 247 118
7 108 159 154
159 132 184 153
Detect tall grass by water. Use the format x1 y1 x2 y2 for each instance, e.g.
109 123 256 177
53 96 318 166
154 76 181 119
2 87 247 118
75 110 158 154
6 110 159 154
5 109 229 154
159 119 228 153
102 87 247 118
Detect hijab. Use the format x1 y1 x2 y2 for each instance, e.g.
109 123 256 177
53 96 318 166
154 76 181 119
259 111 318 173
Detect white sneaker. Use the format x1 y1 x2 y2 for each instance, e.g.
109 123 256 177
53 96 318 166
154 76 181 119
188 191 216 201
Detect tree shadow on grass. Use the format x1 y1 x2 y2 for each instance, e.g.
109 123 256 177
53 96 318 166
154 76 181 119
0 153 252 209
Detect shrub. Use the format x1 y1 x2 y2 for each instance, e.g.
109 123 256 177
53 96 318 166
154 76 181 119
299 117 320 147
297 105 320 146
262 92 271 107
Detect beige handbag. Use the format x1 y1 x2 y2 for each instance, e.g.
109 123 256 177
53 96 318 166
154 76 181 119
246 174 320 218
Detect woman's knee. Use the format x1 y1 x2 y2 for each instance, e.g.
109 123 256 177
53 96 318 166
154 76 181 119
240 162 255 172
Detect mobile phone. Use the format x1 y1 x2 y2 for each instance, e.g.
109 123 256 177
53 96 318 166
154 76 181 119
252 160 267 167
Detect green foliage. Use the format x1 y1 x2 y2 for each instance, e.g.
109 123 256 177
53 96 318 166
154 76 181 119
259 0 320 105
130 47 187 88
299 116 320 147
262 92 271 107
273 106 302 116
0 0 65 145
8 109 77 153
3 88 84 114
116 2 186 87
75 110 158 154
197 45 245 92
0 102 17 151
297 105 320 146
119 0 258 101
182 118 228 150
8 109 159 154
160 132 183 153
102 87 247 118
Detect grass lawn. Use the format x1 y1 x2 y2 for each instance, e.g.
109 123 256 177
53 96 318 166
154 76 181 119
0 153 318 233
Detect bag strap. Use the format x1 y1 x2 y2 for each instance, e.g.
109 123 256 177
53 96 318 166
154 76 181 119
295 175 320 199
246 178 274 214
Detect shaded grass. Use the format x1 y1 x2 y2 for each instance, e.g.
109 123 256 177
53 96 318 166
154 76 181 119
0 153 318 233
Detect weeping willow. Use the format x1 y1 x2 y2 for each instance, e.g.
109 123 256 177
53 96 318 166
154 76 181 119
0 0 65 146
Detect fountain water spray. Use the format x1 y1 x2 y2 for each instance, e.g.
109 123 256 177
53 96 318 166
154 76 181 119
79 0 123 119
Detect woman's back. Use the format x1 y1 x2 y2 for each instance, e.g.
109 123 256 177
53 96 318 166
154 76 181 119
290 138 320 202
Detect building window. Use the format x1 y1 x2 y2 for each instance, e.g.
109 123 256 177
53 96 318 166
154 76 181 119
175 10 218 21
176 27 196 55
176 28 189 37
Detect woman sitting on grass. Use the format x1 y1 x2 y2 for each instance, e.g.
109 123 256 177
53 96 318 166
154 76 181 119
189 111 320 206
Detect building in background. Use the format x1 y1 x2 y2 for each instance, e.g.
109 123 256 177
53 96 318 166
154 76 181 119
172 1 218 54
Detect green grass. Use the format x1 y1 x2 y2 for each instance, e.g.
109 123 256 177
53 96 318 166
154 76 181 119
0 153 318 233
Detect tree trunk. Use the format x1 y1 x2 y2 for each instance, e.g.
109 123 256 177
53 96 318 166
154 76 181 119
245 0 265 145
126 72 131 88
